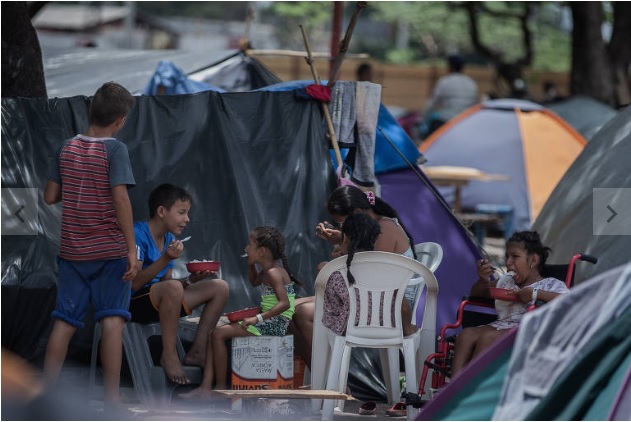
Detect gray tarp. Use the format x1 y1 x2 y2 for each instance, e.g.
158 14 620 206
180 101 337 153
1 90 394 401
1 91 334 357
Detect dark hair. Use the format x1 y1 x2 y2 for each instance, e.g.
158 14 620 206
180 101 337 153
506 231 551 274
342 213 381 285
90 81 135 127
148 183 192 218
447 54 465 72
251 226 301 285
327 185 416 258
356 63 373 81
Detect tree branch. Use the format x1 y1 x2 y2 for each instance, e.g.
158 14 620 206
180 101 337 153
465 2 500 63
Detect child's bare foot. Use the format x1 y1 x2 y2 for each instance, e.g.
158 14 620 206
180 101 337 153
160 354 190 384
403 324 418 337
178 387 213 400
183 350 205 368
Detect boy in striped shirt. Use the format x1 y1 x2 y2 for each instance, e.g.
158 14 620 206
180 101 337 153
43 81 137 405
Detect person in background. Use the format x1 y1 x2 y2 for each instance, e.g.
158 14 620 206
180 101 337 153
43 81 137 405
451 231 569 377
130 183 229 385
356 62 374 82
422 54 479 136
179 226 300 398
541 80 564 104
291 185 417 369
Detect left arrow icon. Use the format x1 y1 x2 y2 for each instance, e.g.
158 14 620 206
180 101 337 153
14 205 25 223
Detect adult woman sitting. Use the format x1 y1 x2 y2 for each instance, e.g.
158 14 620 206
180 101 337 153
291 185 417 369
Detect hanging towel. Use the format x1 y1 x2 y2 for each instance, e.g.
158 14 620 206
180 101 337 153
329 81 357 147
352 82 381 187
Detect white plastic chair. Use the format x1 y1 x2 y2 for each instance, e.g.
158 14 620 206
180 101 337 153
385 241 442 411
310 252 438 420
414 242 443 273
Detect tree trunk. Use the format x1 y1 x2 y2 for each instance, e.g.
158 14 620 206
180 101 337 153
570 2 615 106
608 2 631 107
1 1 47 98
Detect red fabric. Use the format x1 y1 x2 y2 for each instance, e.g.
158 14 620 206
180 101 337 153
306 84 331 102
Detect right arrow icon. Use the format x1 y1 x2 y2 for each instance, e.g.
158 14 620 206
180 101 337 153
606 205 617 223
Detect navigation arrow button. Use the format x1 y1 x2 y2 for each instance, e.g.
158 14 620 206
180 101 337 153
606 205 617 223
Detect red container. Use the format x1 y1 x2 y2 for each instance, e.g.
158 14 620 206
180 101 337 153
225 307 260 323
185 260 220 273
488 287 519 302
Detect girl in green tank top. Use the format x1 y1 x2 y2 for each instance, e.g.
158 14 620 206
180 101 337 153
179 226 301 399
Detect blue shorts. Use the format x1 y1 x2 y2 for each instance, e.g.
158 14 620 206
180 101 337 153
53 257 132 328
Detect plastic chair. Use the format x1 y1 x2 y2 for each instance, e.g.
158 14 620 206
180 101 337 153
385 241 443 405
88 320 202 406
310 252 438 420
413 242 443 273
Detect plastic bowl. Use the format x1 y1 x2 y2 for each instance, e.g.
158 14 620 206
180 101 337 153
489 287 519 302
185 260 220 273
225 307 260 323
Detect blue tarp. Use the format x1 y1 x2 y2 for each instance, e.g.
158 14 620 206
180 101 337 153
256 80 422 175
142 60 225 95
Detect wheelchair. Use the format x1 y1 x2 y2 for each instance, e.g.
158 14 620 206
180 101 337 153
404 253 597 407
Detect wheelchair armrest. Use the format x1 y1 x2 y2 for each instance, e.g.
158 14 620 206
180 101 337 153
462 296 495 307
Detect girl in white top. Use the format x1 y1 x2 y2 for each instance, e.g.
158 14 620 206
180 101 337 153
451 231 569 377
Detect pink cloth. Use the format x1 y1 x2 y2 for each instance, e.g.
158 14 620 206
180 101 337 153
306 84 331 102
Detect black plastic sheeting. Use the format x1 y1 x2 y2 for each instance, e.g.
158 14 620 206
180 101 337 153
1 91 389 401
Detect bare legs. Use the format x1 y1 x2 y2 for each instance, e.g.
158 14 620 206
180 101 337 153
401 299 418 337
151 277 229 384
292 297 315 369
44 316 126 405
179 323 251 399
182 278 229 367
99 316 126 404
151 280 189 384
451 325 510 378
44 320 76 387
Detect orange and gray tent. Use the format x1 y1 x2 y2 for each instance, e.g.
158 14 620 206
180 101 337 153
419 99 587 231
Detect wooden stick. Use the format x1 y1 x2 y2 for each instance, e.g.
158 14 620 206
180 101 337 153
327 1 369 88
239 6 254 53
299 24 343 168
246 48 369 59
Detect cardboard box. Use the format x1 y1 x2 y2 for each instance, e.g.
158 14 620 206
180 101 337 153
231 335 294 390
293 354 307 389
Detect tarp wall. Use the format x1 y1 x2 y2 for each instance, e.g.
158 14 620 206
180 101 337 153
1 91 336 360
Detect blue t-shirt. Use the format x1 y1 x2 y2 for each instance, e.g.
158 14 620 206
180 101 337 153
134 221 175 292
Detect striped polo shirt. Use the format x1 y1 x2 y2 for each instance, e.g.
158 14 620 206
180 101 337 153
48 134 135 261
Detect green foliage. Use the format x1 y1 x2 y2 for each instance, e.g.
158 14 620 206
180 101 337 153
262 1 333 50
134 1 571 71
371 2 470 56
368 1 571 71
